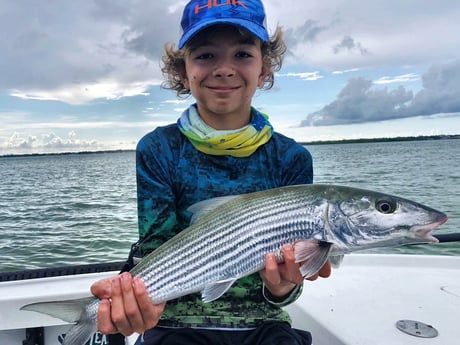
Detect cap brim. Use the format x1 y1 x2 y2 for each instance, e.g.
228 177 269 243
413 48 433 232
179 18 269 49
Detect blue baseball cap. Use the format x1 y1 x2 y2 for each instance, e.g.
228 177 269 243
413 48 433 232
179 0 269 49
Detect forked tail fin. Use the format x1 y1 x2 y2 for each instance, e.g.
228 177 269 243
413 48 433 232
61 311 98 345
21 297 98 345
21 297 93 322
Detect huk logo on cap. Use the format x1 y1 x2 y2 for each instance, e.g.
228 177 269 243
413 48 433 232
194 0 248 15
179 0 268 48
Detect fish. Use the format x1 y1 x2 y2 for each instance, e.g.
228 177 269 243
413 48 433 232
21 184 448 345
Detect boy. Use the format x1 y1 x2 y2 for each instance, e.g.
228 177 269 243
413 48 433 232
92 1 331 344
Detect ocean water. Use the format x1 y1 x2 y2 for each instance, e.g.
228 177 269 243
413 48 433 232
0 139 459 272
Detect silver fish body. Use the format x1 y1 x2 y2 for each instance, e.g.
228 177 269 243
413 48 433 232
22 184 448 345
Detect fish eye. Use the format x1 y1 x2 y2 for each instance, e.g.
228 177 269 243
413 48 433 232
376 199 396 214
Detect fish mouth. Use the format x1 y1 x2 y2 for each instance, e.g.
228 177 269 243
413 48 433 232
411 215 448 243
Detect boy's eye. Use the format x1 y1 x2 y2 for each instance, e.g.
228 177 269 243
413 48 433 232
195 53 213 60
236 51 252 58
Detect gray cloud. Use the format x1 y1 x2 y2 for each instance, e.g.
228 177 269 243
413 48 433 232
274 1 460 70
0 1 180 93
301 59 460 126
283 19 328 59
1 0 460 104
409 59 460 116
301 78 412 126
333 35 369 55
284 19 327 46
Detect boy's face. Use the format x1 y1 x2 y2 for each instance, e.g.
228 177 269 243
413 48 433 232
181 26 268 129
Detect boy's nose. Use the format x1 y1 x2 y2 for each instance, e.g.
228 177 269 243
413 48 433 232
213 58 235 78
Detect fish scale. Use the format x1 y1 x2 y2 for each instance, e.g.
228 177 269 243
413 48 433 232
21 184 448 345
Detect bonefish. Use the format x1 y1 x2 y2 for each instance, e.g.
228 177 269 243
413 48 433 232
21 184 448 345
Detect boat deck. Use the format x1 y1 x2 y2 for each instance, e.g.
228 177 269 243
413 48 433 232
285 254 460 345
1 254 459 345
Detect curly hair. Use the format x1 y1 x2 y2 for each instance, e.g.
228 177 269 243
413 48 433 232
161 26 286 97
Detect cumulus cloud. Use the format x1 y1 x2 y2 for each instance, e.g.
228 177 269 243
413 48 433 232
0 1 181 104
409 59 460 116
7 132 37 150
301 59 460 126
301 78 413 126
4 131 101 154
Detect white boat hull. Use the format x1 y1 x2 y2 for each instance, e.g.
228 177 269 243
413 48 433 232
1 254 459 345
285 254 460 345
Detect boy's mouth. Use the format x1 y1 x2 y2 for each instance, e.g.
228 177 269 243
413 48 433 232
207 86 240 95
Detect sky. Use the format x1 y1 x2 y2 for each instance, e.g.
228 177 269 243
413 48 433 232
1 0 460 155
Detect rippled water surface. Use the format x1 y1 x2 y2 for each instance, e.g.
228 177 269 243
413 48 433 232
1 139 459 271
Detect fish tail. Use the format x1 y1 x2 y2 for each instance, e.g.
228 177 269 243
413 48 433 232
62 312 98 345
21 297 98 345
21 297 95 322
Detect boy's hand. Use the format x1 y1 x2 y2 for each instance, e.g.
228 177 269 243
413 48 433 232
90 272 165 336
260 244 332 298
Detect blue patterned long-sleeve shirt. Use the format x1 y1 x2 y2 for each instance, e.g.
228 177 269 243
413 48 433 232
136 122 313 328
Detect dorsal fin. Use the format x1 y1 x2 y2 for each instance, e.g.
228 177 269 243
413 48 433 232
187 195 239 224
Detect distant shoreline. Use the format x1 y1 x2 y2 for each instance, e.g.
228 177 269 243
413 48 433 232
1 134 459 158
299 133 460 146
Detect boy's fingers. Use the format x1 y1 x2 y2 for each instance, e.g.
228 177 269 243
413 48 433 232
118 273 143 334
109 276 132 335
280 245 304 284
133 277 165 330
91 278 113 299
262 253 281 285
97 299 116 334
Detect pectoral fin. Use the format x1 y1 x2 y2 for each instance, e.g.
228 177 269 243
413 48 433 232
294 240 332 278
201 278 237 303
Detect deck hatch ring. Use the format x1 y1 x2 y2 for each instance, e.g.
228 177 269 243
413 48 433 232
396 319 438 338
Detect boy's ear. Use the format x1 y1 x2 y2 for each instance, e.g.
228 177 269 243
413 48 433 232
181 75 190 89
258 64 270 87
178 67 189 89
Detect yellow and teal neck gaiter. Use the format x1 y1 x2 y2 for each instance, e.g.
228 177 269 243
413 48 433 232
177 104 273 158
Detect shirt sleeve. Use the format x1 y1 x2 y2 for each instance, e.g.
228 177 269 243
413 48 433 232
262 283 304 307
136 131 187 256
